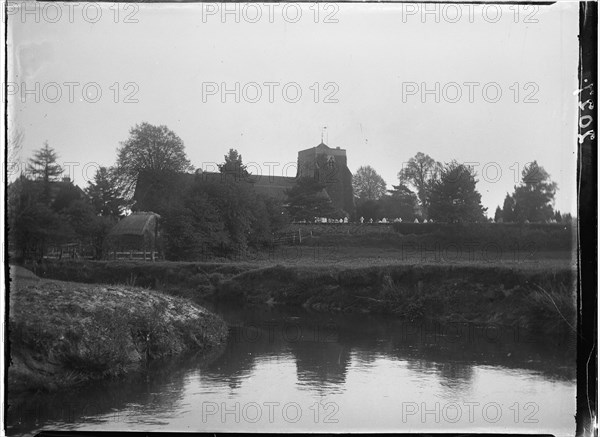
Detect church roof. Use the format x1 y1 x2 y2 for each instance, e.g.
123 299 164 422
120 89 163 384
134 170 297 206
252 175 296 200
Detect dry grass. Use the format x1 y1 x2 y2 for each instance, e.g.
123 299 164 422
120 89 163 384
8 272 228 393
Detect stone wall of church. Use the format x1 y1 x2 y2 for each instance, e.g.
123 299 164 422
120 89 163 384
297 144 355 217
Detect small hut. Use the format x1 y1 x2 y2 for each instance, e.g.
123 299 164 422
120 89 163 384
107 211 161 261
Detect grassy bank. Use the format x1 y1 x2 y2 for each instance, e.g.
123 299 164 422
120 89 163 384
8 266 228 394
24 258 577 334
24 259 259 299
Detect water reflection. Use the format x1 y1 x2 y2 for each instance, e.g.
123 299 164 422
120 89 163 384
7 348 221 436
7 302 576 435
211 304 575 382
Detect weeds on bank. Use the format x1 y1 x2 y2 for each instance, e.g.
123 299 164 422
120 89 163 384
379 275 425 320
530 283 577 332
58 307 132 375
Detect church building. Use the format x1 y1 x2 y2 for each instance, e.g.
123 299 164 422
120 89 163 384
134 142 356 218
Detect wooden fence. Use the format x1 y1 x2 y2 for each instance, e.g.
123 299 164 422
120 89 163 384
272 229 304 246
109 250 161 261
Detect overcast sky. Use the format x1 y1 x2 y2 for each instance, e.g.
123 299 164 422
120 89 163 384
8 2 579 216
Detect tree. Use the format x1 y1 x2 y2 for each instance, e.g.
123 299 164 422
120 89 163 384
89 216 116 260
205 178 257 252
160 190 228 260
428 162 487 223
8 176 62 261
501 193 515 223
285 177 340 222
397 152 441 218
512 161 557 223
86 166 126 218
59 197 119 259
27 141 62 183
63 199 96 239
115 122 193 196
248 195 289 247
352 165 387 200
355 199 381 222
52 180 84 213
218 148 249 181
494 206 503 222
384 184 418 220
554 210 562 223
27 142 63 203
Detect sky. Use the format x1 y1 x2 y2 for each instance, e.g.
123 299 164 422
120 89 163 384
8 2 580 216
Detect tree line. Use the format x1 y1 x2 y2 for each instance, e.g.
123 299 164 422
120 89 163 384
8 123 291 261
8 122 569 262
352 152 569 224
8 142 126 261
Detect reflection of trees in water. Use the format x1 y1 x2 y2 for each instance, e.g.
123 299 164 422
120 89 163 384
7 348 224 436
203 324 289 391
204 322 353 395
201 306 356 396
9 304 577 435
351 346 389 365
400 358 474 397
291 341 351 395
385 321 576 382
207 304 577 395
204 330 254 389
436 361 474 390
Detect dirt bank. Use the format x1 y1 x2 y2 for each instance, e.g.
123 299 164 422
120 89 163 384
215 263 576 333
8 267 228 394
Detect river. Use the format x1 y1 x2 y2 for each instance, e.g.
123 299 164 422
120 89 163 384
7 302 576 436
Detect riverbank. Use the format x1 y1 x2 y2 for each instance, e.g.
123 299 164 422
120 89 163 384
22 258 576 333
8 266 228 394
217 263 576 331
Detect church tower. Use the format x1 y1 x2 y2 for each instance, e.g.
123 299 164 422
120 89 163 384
297 142 355 217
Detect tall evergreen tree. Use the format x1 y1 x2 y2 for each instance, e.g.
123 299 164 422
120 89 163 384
86 166 126 218
494 206 503 222
501 193 515 223
218 148 249 181
368 183 418 221
285 177 340 222
27 142 62 204
428 162 486 223
27 141 62 183
554 210 562 223
512 161 557 223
